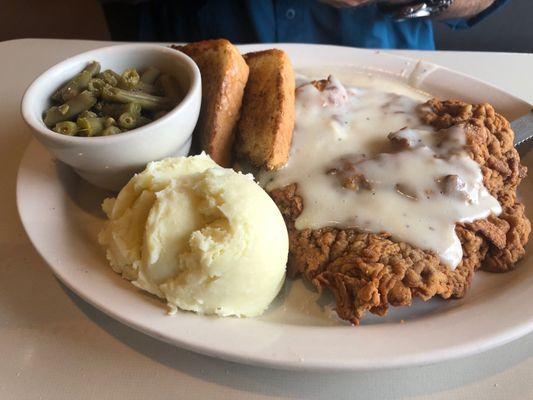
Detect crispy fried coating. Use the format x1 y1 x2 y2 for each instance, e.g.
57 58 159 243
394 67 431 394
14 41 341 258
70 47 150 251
270 100 530 325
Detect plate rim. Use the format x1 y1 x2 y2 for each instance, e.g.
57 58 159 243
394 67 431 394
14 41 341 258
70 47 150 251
16 43 533 371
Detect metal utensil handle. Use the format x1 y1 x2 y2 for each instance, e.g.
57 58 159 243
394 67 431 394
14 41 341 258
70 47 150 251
511 111 533 146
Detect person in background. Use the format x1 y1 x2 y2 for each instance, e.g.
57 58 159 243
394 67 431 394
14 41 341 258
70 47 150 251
101 0 507 50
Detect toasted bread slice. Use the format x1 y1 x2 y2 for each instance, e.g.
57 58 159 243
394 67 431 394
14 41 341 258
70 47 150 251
172 40 249 167
235 49 295 170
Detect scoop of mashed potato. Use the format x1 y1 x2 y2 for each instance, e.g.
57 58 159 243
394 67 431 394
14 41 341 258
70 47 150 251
98 154 288 317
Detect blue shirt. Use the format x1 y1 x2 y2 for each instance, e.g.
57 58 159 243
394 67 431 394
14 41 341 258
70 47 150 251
135 0 508 50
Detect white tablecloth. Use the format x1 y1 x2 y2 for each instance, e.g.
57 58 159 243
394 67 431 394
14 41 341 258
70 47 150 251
1 39 532 400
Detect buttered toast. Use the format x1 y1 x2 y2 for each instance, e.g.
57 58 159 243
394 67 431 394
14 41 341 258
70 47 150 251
235 49 295 170
172 40 249 167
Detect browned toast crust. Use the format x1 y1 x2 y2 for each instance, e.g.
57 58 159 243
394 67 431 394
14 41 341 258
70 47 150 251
235 49 295 170
172 39 249 167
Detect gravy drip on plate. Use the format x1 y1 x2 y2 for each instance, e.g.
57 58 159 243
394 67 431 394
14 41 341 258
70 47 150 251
259 76 502 269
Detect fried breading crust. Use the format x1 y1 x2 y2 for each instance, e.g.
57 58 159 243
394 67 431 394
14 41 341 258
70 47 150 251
270 100 530 325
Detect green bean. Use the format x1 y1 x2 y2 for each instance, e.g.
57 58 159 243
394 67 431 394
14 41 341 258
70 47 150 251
102 86 171 111
58 104 69 115
52 121 78 136
78 110 98 119
134 81 159 95
159 74 181 100
118 68 140 90
123 102 142 116
51 61 100 102
65 90 97 113
87 78 106 95
44 105 67 124
102 125 122 136
104 117 116 127
140 66 160 84
100 102 141 118
84 61 101 76
52 70 91 102
118 112 138 130
77 116 105 137
97 69 121 86
44 90 97 127
47 62 173 135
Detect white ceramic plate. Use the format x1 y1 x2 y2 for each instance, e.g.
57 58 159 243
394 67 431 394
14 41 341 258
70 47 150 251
17 44 533 371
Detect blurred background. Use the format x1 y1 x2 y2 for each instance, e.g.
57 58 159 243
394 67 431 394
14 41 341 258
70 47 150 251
1 0 531 52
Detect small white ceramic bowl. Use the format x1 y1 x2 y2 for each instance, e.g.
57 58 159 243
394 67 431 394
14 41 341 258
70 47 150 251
21 43 201 191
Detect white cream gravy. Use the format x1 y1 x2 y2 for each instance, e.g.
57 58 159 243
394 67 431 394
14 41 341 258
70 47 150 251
259 75 501 269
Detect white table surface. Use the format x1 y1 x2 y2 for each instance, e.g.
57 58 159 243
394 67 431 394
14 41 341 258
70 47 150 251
2 38 533 400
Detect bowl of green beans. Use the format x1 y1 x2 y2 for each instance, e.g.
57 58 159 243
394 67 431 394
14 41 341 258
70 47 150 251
21 43 201 191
